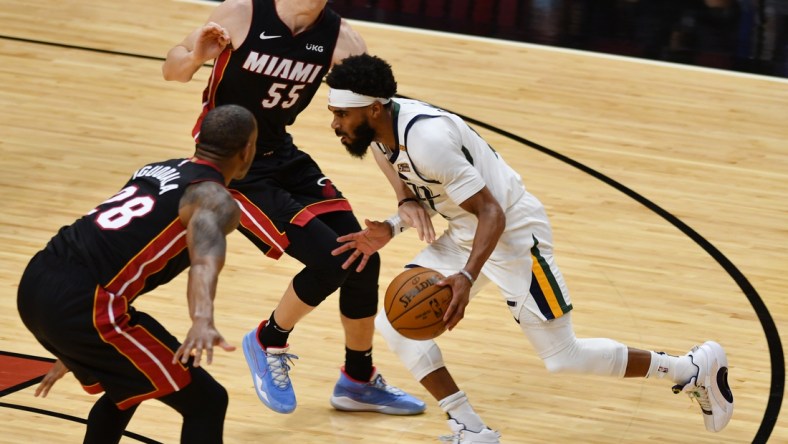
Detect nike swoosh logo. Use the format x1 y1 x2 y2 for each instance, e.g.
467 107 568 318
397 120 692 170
259 32 282 40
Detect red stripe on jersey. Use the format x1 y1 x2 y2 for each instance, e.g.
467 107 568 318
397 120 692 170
290 199 353 227
92 286 191 410
104 219 188 299
231 190 289 259
192 48 234 141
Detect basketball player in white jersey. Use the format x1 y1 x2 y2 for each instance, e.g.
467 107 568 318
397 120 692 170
325 54 734 443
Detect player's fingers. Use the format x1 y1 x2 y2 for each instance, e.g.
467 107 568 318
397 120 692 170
219 338 236 352
335 233 355 243
192 345 203 368
331 243 351 256
425 224 436 243
443 299 458 325
443 301 458 331
341 250 360 270
178 342 194 364
445 302 465 330
35 379 51 397
354 255 369 272
447 308 464 330
205 346 214 366
414 222 426 241
173 345 185 364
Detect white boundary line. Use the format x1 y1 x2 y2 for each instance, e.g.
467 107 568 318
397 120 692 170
176 0 788 85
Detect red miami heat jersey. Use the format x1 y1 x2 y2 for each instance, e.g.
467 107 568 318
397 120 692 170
45 158 225 299
194 0 341 155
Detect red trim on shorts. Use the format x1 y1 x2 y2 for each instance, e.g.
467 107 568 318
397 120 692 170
92 286 191 410
231 190 289 259
290 199 352 227
82 382 104 395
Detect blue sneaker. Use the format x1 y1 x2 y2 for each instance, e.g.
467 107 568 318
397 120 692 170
330 367 426 415
242 326 298 414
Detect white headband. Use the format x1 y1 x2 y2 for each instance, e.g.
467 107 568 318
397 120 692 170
328 88 391 108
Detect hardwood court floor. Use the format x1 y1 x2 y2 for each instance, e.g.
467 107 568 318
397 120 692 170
0 1 786 443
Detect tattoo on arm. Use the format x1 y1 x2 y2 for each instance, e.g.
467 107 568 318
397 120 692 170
180 181 240 258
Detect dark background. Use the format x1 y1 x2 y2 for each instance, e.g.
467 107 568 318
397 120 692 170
326 0 788 78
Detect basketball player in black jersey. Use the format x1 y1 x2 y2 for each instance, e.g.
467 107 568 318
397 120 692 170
162 0 425 415
18 105 257 444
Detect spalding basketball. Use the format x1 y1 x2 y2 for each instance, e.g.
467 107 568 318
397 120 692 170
384 267 452 340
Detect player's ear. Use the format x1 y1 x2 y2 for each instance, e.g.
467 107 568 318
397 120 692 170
238 140 253 166
370 101 384 119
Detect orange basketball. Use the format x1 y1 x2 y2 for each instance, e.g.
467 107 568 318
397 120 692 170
384 267 452 340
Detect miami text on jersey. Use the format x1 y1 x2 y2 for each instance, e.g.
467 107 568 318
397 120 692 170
242 51 324 83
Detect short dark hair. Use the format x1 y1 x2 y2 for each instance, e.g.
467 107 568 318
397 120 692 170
198 104 256 157
326 53 397 99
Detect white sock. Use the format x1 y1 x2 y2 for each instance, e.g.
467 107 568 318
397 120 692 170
439 391 485 433
646 351 696 384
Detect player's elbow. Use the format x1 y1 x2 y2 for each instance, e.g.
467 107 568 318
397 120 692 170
162 64 190 83
161 51 196 82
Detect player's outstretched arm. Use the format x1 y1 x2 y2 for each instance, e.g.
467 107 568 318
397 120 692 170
173 181 239 367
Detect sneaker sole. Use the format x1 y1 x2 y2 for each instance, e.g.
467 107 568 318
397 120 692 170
242 332 296 414
330 395 425 415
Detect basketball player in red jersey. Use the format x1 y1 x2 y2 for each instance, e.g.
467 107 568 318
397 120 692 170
18 105 257 443
162 0 425 416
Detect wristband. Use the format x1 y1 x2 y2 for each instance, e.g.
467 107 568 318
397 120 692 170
458 269 475 285
385 214 406 238
398 197 419 207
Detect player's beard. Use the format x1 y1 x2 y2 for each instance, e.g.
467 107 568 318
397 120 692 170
340 120 376 159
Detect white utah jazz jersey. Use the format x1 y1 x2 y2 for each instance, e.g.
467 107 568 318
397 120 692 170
372 98 527 245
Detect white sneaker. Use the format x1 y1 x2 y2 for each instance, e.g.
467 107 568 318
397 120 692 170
672 341 734 432
439 418 501 443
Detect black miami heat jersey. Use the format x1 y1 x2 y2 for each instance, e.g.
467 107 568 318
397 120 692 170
45 158 225 299
194 0 341 154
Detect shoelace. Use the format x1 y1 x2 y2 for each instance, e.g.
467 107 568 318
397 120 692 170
370 374 405 395
687 386 713 414
671 346 712 415
265 351 298 389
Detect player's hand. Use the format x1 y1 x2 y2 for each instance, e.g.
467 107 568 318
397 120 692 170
35 359 69 398
398 201 435 243
332 219 391 271
174 320 235 367
438 274 473 330
194 22 231 62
